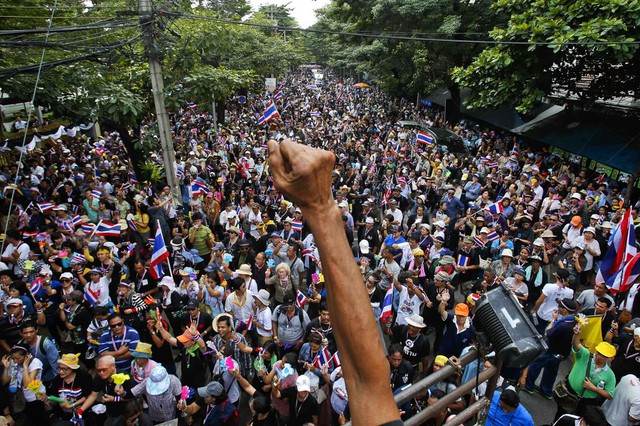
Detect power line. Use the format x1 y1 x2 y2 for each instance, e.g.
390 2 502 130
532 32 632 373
0 19 138 36
179 13 640 46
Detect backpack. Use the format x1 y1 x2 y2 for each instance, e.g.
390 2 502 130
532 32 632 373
220 400 238 425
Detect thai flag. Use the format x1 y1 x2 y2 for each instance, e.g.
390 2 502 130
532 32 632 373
381 181 393 206
597 209 637 287
127 243 137 256
238 96 247 104
472 235 485 248
302 249 317 263
417 131 434 146
310 110 321 118
206 165 214 174
485 201 504 215
330 351 341 367
277 81 285 91
149 224 169 279
397 177 407 186
283 102 292 111
306 84 318 90
187 102 197 109
37 202 55 212
94 221 121 237
486 162 499 168
29 278 43 298
486 230 500 242
273 90 283 101
597 173 605 185
510 144 519 156
120 182 132 192
291 220 303 232
72 253 87 263
71 215 82 227
95 146 105 156
128 219 138 232
458 254 470 267
23 230 38 238
190 178 210 196
84 287 99 306
236 316 254 332
129 172 139 185
295 290 308 308
258 102 280 126
313 347 333 368
176 169 184 179
81 223 95 234
90 189 102 199
148 237 155 248
480 157 490 163
606 252 640 294
379 286 394 323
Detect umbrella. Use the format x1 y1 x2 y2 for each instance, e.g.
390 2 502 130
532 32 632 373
353 82 370 88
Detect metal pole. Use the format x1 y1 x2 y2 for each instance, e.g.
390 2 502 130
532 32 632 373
212 98 217 132
443 397 489 426
139 0 180 203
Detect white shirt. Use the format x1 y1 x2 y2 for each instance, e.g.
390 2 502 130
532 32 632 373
255 307 273 337
395 286 423 326
2 242 30 274
601 374 640 426
85 277 111 306
385 207 403 225
224 290 255 323
537 283 574 322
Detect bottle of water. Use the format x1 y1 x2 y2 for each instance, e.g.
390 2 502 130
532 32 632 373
531 312 539 326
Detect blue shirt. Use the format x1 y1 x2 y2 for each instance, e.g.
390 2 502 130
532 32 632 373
438 313 475 358
485 391 534 426
98 326 140 372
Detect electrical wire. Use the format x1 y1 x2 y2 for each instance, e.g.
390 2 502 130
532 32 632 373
0 19 139 36
179 13 640 46
1 0 59 253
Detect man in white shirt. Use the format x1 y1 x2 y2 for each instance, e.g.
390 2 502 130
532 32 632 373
601 374 640 426
224 277 255 324
0 231 31 276
385 199 403 226
530 268 574 333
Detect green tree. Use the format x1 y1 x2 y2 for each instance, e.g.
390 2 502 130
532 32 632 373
452 0 640 113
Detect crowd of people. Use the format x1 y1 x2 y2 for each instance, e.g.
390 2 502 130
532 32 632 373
0 68 639 426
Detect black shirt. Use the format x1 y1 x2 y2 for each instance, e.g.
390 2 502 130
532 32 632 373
390 360 416 392
391 326 430 369
91 374 135 418
50 369 93 419
611 335 640 381
280 387 319 426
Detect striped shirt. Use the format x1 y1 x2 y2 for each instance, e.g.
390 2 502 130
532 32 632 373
98 326 140 372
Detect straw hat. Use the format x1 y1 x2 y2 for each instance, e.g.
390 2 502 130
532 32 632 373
58 353 81 370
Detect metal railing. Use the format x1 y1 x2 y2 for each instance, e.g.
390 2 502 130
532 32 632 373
345 347 502 426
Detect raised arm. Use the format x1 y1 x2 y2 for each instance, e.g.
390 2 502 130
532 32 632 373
268 139 400 426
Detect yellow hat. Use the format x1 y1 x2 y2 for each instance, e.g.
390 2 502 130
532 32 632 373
595 342 616 358
434 355 449 366
58 353 81 370
412 248 425 257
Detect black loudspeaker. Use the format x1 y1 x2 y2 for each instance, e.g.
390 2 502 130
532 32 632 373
473 285 547 368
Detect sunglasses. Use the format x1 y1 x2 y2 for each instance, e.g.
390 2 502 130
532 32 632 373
109 322 124 328
96 368 111 373
57 366 71 372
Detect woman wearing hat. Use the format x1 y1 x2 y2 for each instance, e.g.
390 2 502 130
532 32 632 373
266 263 296 308
46 353 93 422
488 248 515 281
155 323 209 389
504 268 529 307
558 244 587 290
131 365 182 424
129 342 158 384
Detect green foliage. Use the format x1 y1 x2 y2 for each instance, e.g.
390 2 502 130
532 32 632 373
453 0 640 113
139 159 165 183
307 0 499 99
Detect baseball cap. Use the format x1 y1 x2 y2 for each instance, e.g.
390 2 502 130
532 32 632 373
60 272 74 280
557 298 576 313
454 303 469 316
296 375 311 392
359 240 370 254
197 381 224 398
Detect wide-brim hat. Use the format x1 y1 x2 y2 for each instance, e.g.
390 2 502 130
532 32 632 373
131 342 153 359
212 313 234 333
58 353 81 370
235 264 252 276
255 289 270 306
595 342 616 358
146 365 170 395
405 314 426 328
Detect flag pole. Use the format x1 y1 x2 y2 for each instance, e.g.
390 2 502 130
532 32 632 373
88 219 102 240
158 220 174 280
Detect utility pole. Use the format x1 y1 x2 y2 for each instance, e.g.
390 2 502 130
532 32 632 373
139 0 180 203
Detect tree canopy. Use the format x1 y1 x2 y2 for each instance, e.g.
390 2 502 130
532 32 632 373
452 0 640 113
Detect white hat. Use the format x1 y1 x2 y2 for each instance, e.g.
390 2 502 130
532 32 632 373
60 272 74 279
6 298 23 306
571 192 582 200
480 227 490 234
255 289 270 306
533 238 544 246
296 375 311 392
501 249 513 258
365 217 374 224
405 314 426 328
53 204 68 211
359 240 370 254
584 226 596 234
435 220 446 228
